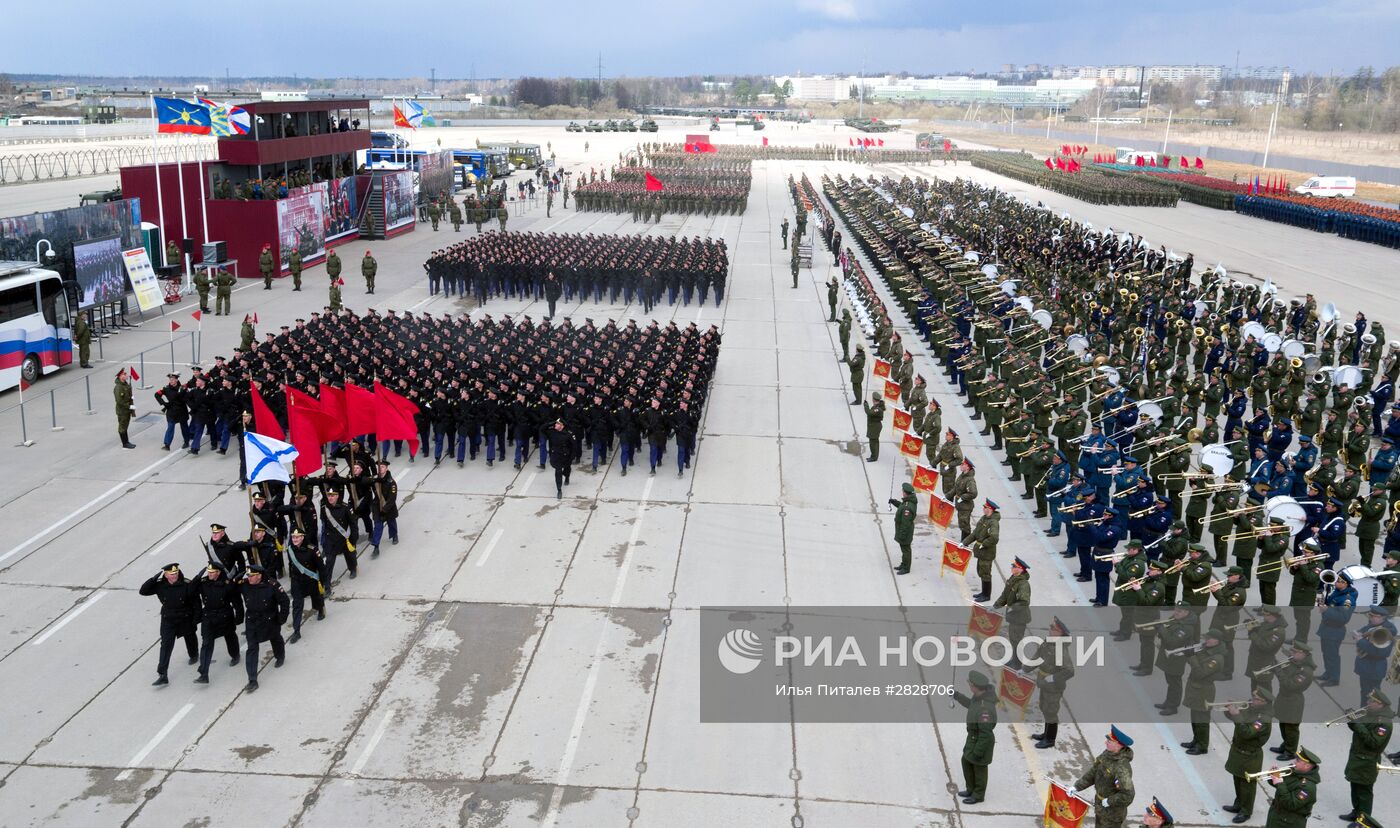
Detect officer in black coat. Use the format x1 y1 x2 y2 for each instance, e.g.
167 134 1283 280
192 563 244 683
140 563 200 686
239 566 289 692
547 418 575 498
285 529 325 643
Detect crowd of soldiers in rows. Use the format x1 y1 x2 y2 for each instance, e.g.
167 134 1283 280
139 451 403 694
573 168 750 218
812 169 1399 826
422 231 729 311
636 142 943 165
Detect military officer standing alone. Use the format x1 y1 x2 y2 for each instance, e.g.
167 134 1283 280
848 343 865 403
239 565 288 692
888 482 917 574
1031 616 1074 749
74 310 92 368
780 217 789 249
953 670 997 805
258 243 274 289
362 250 377 294
140 563 199 686
969 500 1001 601
827 276 839 321
114 366 136 449
213 266 235 316
864 391 885 461
838 309 852 361
993 555 1030 665
326 248 342 285
951 459 979 541
1071 726 1136 828
288 247 303 291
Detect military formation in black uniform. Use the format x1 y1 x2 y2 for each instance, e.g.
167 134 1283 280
813 168 1400 825
422 231 729 310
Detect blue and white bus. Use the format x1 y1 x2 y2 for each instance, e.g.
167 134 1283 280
0 262 73 391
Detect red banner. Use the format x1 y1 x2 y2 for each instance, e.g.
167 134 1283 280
912 465 940 493
873 358 892 378
968 603 1003 638
941 539 971 575
999 666 1037 711
900 432 924 457
892 407 913 432
883 380 901 402
1045 782 1091 828
929 495 954 529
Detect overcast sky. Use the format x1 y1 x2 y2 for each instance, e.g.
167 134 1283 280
8 0 1397 79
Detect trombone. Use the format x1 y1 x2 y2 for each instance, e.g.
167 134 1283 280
1114 575 1152 591
1135 617 1175 630
1326 707 1369 726
1165 642 1205 656
1245 766 1293 781
1255 552 1326 576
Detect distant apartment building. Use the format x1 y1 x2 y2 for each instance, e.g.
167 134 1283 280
1051 65 1225 84
773 75 891 101
1231 66 1289 80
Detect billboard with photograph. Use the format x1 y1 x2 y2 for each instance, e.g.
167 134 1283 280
382 170 416 232
122 247 164 312
324 176 358 241
0 199 142 286
72 235 128 308
418 150 454 201
277 190 326 267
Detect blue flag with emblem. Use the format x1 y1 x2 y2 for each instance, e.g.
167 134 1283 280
154 96 212 134
243 431 299 484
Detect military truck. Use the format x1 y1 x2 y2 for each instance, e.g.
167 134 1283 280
603 120 619 132
79 188 123 206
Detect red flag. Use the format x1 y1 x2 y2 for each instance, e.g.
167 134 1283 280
883 380 900 401
373 380 421 456
1061 144 1070 155
1195 156 1204 169
1045 782 1091 827
848 137 854 146
1180 155 1189 168
700 141 717 153
1148 156 1157 166
1054 157 1065 170
684 143 696 153
250 383 285 441
1044 157 1054 170
999 666 1037 711
170 320 180 332
877 138 884 147
1135 155 1145 166
318 382 351 442
287 400 338 477
928 496 954 529
941 539 971 574
19 376 31 393
912 465 939 493
943 139 951 152
644 172 664 192
899 432 924 457
761 136 768 146
873 358 892 378
892 407 913 432
129 365 140 381
344 381 378 439
968 603 1003 638
252 312 258 324
191 310 202 322
1068 159 1080 172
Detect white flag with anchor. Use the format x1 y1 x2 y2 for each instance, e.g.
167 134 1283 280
243 432 299 485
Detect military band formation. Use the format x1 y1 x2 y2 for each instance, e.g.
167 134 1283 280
809 167 1399 826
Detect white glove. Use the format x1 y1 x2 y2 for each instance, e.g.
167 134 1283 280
1043 675 1054 684
1101 798 1110 808
1065 788 1077 799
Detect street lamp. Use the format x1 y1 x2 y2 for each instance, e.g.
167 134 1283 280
35 238 56 265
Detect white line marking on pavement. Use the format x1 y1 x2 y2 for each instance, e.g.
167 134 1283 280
519 471 538 496
474 528 505 568
148 513 204 556
0 452 181 566
408 295 435 311
30 591 107 647
116 702 194 780
541 477 653 828
350 706 397 776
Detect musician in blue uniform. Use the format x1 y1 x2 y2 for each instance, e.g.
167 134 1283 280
1101 386 1127 433
1224 390 1248 438
1317 498 1348 569
1246 446 1273 489
1044 454 1073 539
1077 423 1106 482
1291 435 1317 497
1317 571 1358 686
1266 418 1294 463
1384 402 1400 444
1354 606 1397 706
1143 496 1174 560
1267 459 1296 500
1092 440 1120 502
1369 436 1398 489
1114 403 1142 456
1296 481 1325 553
1090 508 1123 607
1071 490 1104 581
1370 374 1394 436
1125 475 1155 541
1246 408 1272 456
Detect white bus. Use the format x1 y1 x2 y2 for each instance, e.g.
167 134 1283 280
0 262 73 391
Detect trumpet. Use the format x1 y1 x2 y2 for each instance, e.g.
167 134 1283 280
1225 618 1263 632
1165 642 1205 656
1114 575 1152 591
1205 698 1254 709
1129 505 1157 519
1244 766 1293 781
1326 707 1369 726
1192 579 1226 594
1135 617 1176 630
1073 515 1108 526
1251 659 1292 677
1378 763 1400 773
1161 558 1191 575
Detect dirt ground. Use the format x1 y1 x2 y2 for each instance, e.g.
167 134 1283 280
929 124 1400 204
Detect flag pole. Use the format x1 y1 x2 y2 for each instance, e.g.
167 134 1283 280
174 124 190 286
149 94 169 271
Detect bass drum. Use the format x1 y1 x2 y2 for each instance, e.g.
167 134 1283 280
1281 339 1307 360
1032 309 1055 330
1066 334 1090 355
1340 565 1383 607
1263 495 1308 536
1334 365 1364 388
1200 443 1236 476
1137 401 1164 423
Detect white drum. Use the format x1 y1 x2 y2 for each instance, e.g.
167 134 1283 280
1334 365 1364 388
1340 565 1383 607
1032 309 1054 330
1264 495 1308 536
1200 443 1236 476
1138 402 1164 423
1281 339 1307 359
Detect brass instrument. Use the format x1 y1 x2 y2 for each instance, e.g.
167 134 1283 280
1378 763 1400 773
1325 707 1369 726
1016 445 1040 458
1251 659 1292 677
1073 515 1108 526
1245 767 1293 781
1218 524 1291 542
1165 642 1206 656
1192 579 1226 595
1355 626 1395 648
1129 505 1157 519
1205 698 1254 709
1162 558 1191 575
1225 619 1263 632
1157 471 1214 481
1175 318 1187 329
1215 503 1264 517
1255 552 1327 576
1135 617 1176 630
1114 575 1152 591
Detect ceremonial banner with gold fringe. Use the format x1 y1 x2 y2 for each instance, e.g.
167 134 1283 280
998 666 1036 712
873 358 892 378
900 432 924 458
928 495 954 529
892 407 913 432
968 602 1003 638
883 380 901 401
941 539 971 576
912 465 940 493
1044 782 1090 828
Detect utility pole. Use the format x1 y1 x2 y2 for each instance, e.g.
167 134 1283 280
430 68 436 94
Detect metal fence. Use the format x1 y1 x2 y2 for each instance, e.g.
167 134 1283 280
2 330 200 446
932 119 1400 187
0 142 218 184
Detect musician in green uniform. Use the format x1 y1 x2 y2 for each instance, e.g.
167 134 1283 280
1223 688 1274 822
1070 726 1136 828
1262 747 1320 828
953 670 997 805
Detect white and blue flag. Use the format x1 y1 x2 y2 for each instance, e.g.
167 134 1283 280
243 432 299 484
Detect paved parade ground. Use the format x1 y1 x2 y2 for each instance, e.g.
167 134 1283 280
1 121 1399 827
